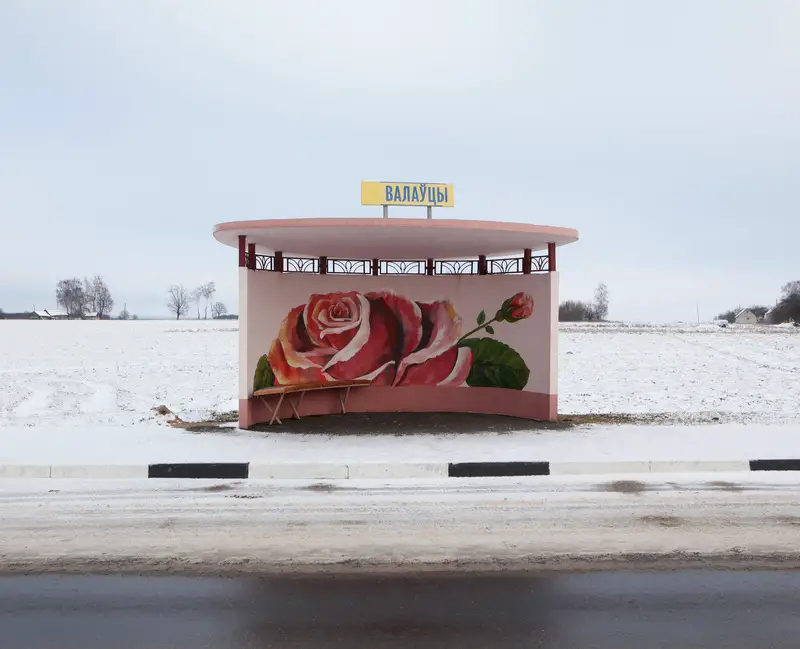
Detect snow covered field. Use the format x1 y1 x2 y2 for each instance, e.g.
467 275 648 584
0 320 238 429
1 319 797 430
559 322 800 418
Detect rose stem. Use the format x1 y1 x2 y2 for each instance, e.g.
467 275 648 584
458 317 499 343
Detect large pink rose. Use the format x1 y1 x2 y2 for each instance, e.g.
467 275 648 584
267 290 473 387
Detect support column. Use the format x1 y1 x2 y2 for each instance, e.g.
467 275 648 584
247 243 256 270
237 263 251 427
238 235 247 268
274 251 284 273
426 258 434 276
548 242 556 272
478 255 487 276
523 248 532 274
372 259 380 276
319 256 327 275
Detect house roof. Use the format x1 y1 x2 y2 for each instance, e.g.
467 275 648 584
45 309 68 317
33 310 51 317
735 308 753 318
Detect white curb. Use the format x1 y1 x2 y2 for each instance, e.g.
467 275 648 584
0 465 51 479
0 460 772 479
49 465 149 479
648 460 750 473
550 461 651 475
248 463 349 480
347 463 448 479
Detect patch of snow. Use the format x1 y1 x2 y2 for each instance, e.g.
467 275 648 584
4 475 800 571
2 422 800 465
0 320 237 428
559 326 800 418
1 320 799 465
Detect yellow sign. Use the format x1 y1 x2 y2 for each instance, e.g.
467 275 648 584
361 181 454 208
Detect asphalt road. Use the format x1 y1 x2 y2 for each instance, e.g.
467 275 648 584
2 570 800 648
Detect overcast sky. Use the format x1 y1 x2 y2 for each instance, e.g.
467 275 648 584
1 1 798 321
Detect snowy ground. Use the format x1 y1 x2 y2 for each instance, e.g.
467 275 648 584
3 422 800 465
1 320 799 465
559 322 800 418
4 474 800 573
1 319 797 428
0 320 239 429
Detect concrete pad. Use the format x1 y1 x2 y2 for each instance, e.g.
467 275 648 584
0 465 51 479
50 465 149 479
348 463 448 479
549 461 651 476
249 463 349 480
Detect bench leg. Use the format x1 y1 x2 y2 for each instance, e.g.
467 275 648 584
260 394 283 425
289 391 306 420
339 386 352 415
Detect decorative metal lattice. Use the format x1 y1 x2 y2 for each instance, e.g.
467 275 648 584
434 260 478 275
254 254 274 271
488 257 524 274
379 260 426 275
328 259 371 275
531 255 549 272
284 257 319 273
245 253 548 274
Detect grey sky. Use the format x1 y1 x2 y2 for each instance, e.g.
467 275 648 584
1 1 798 321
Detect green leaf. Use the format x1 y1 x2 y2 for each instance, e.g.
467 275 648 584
458 338 529 390
484 325 495 334
253 354 275 392
477 310 486 325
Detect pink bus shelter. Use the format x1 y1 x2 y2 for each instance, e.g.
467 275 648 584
213 218 579 428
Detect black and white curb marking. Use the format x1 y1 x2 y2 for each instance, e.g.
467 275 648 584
2 459 800 479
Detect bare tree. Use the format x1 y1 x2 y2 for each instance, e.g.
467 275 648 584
85 275 113 318
201 282 216 319
167 285 191 320
83 278 95 312
118 308 130 320
191 287 203 319
771 280 800 324
211 301 227 319
56 278 87 318
593 283 609 321
559 300 594 322
782 281 800 299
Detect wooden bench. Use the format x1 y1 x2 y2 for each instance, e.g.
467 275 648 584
253 379 372 425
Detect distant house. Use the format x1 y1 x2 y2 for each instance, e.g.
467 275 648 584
0 312 33 320
765 305 782 324
30 309 69 320
734 308 759 325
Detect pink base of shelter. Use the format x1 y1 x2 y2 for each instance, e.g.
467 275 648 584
213 218 578 428
239 388 557 429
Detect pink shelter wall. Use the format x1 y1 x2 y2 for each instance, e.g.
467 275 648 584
239 271 559 425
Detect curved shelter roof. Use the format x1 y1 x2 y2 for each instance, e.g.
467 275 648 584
213 218 579 259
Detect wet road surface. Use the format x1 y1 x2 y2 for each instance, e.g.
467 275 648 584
2 570 799 648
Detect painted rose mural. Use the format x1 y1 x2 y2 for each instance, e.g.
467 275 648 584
253 290 534 392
